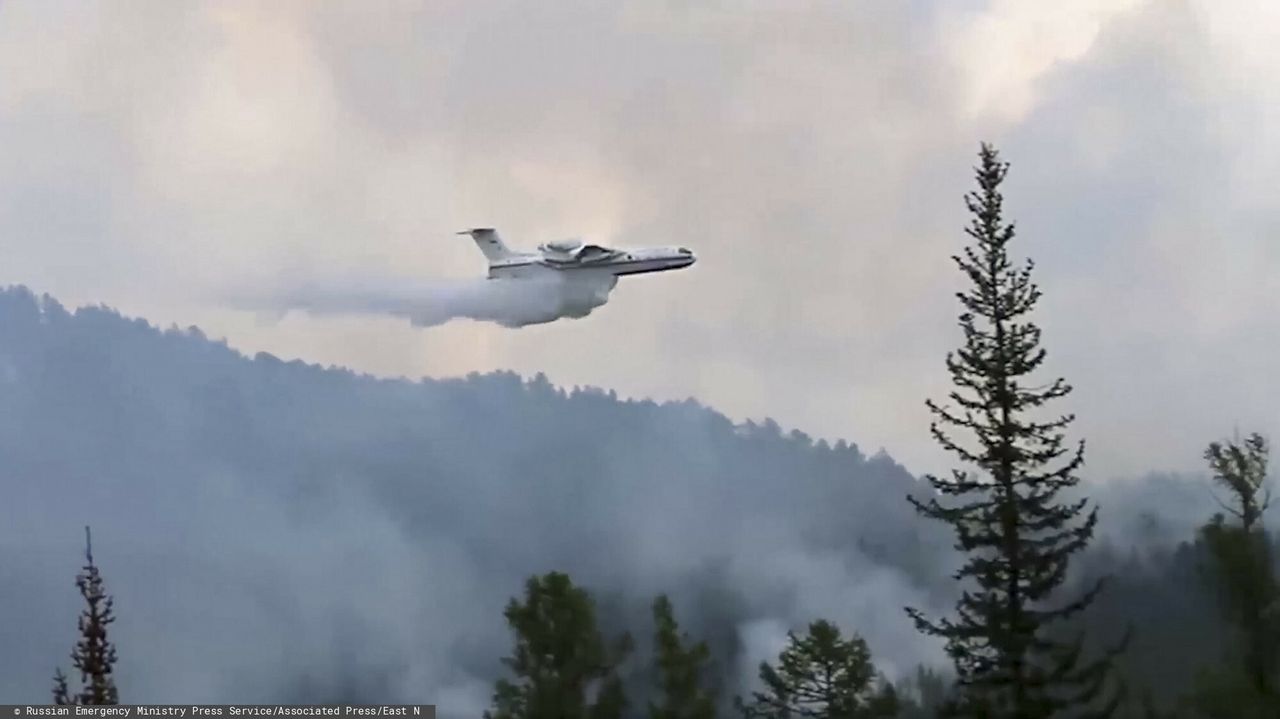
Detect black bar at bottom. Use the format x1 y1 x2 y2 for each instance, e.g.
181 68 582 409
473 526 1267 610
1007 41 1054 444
2 708 435 719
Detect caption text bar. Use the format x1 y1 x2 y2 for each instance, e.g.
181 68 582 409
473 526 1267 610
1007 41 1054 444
3 708 435 719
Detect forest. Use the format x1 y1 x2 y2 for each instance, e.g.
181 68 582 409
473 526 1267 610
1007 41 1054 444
8 147 1277 718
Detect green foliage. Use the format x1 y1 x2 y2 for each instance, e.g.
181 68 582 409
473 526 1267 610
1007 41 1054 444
895 665 953 719
1179 666 1276 719
1181 432 1278 713
485 572 632 719
1204 434 1270 531
907 143 1123 718
1198 518 1279 659
1135 690 1168 719
650 594 717 719
51 668 71 706
735 619 898 718
52 527 119 706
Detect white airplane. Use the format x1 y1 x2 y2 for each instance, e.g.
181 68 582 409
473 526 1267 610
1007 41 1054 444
456 228 696 280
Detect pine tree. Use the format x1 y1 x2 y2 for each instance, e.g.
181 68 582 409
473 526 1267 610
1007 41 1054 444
896 665 952 719
52 668 72 705
650 594 716 719
906 143 1123 718
1204 432 1271 532
52 526 119 705
735 619 898 718
486 572 632 719
1184 432 1277 716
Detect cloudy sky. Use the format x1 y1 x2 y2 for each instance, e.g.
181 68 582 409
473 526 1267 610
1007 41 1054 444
0 0 1276 481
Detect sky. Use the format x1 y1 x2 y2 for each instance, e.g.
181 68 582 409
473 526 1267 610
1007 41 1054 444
0 0 1277 482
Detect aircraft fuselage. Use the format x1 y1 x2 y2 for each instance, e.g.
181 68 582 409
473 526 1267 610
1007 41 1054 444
456 229 695 280
488 246 695 280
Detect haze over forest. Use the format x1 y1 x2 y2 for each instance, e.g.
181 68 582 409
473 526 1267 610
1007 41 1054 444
0 285 1264 715
3 1 1279 716
2 1 1278 481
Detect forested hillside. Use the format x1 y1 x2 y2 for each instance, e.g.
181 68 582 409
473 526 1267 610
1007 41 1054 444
0 285 1269 715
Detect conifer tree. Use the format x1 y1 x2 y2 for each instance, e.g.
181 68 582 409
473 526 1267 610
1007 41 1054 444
896 665 952 719
906 143 1122 717
52 527 119 705
1204 432 1271 532
650 594 716 719
1185 432 1277 715
735 619 898 718
486 572 632 719
52 668 72 705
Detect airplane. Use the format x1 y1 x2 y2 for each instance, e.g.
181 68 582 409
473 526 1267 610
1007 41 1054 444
456 228 696 280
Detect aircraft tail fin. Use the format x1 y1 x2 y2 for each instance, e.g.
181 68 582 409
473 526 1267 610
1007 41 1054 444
456 228 515 263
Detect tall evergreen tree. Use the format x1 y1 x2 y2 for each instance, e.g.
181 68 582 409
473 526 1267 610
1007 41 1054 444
650 594 716 719
906 143 1122 718
735 619 898 718
1203 432 1271 532
486 572 632 719
1183 432 1277 716
52 526 119 705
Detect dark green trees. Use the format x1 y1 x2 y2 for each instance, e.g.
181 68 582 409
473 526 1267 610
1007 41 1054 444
1184 432 1277 717
736 619 898 718
907 143 1121 717
650 595 716 719
52 527 119 705
486 572 632 719
1204 433 1271 533
896 666 952 719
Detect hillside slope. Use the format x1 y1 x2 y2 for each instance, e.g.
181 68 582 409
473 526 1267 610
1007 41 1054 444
0 286 1243 714
0 286 951 710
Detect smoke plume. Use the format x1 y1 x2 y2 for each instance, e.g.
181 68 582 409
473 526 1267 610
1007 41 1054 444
0 287 952 714
246 270 619 329
0 288 1235 715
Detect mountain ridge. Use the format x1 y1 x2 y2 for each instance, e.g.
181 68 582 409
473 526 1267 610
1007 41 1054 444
0 283 943 709
0 284 1233 714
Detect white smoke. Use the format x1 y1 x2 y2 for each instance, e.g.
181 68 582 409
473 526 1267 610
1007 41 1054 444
239 270 619 328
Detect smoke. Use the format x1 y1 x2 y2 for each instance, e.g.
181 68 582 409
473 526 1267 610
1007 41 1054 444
243 270 619 329
0 288 1233 715
0 287 955 714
